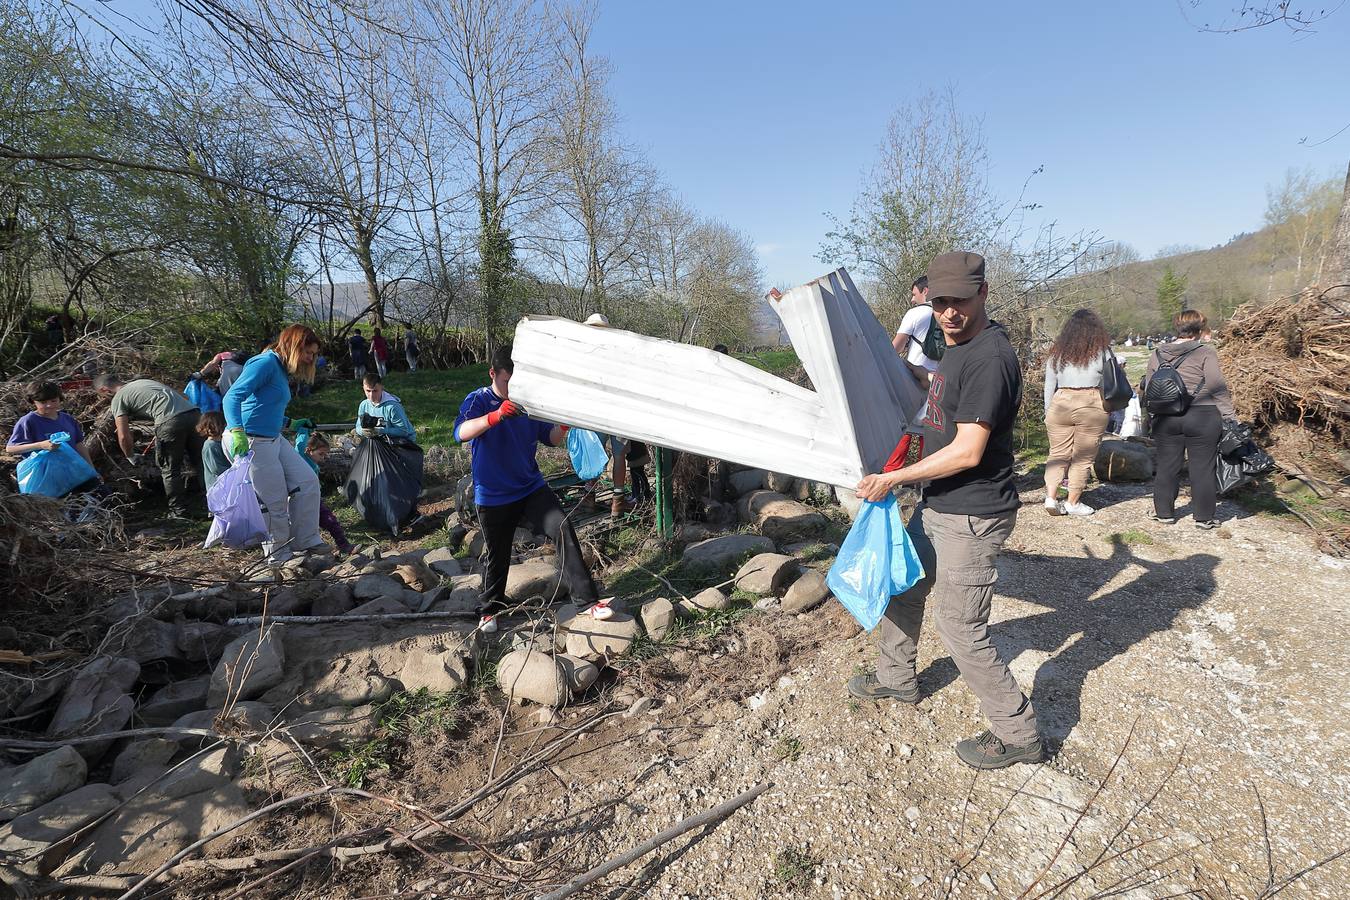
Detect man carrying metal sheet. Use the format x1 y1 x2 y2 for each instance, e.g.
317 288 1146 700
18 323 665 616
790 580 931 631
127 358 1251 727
454 345 600 634
848 251 1044 770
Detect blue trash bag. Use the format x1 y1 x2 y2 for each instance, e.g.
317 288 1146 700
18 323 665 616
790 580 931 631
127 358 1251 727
203 452 268 549
567 428 610 481
185 376 222 413
826 495 926 632
15 431 99 498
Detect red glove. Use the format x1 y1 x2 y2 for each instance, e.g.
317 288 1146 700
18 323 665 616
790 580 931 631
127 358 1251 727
485 400 525 427
882 434 923 473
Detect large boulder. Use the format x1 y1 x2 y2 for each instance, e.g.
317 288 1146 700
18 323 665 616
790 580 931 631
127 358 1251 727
176 621 234 663
208 628 286 706
110 739 179 785
496 649 568 707
46 657 140 762
1094 439 1155 482
737 491 828 542
564 613 641 663
506 559 567 602
681 534 775 571
119 617 184 664
0 782 122 863
734 553 800 596
782 569 831 614
639 597 677 641
0 747 87 824
422 547 463 578
678 587 730 616
137 676 211 726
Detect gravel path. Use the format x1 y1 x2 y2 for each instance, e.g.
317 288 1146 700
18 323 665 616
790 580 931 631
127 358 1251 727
526 483 1350 898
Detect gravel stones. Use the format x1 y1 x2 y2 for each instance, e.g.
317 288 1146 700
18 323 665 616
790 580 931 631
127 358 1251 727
497 649 568 707
782 569 831 614
734 553 800 596
207 628 286 705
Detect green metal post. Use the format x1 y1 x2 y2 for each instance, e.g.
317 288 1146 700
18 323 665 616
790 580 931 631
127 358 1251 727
654 447 675 538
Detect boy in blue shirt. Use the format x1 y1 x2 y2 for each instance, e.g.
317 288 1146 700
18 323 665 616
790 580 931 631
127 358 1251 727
355 374 415 439
6 381 96 469
454 346 598 632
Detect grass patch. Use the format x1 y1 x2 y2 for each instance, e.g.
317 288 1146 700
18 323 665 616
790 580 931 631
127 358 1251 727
290 366 489 450
773 845 820 891
738 348 800 379
326 688 466 788
328 739 391 788
624 602 757 662
774 735 804 763
1106 529 1153 547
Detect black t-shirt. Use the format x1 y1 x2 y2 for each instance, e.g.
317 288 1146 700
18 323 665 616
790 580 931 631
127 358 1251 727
918 322 1022 516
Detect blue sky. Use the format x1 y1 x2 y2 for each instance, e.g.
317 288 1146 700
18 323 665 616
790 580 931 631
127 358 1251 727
591 0 1350 288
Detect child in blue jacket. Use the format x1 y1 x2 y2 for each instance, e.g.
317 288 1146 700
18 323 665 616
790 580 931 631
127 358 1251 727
294 422 355 555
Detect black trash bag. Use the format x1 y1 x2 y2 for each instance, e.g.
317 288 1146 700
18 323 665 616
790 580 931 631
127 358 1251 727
1216 422 1277 496
345 435 424 535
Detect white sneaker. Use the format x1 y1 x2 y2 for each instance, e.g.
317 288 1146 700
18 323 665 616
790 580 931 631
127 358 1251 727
478 614 498 634
1063 501 1095 516
1044 498 1065 516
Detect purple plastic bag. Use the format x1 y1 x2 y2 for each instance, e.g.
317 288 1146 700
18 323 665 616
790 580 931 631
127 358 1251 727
203 452 267 549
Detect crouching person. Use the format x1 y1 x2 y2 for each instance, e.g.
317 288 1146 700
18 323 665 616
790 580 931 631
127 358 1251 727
95 374 201 518
221 324 324 569
454 345 598 633
850 252 1043 770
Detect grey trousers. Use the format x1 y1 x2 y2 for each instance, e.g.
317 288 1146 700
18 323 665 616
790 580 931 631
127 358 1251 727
876 504 1039 746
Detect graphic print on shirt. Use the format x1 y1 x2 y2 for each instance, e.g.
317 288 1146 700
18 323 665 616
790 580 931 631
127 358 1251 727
920 373 946 431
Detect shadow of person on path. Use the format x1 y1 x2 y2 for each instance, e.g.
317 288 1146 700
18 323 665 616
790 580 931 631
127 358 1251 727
917 536 1219 748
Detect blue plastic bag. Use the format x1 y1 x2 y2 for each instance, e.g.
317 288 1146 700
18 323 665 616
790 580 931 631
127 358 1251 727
826 495 925 632
567 428 610 481
203 452 268 549
185 376 222 413
15 432 99 498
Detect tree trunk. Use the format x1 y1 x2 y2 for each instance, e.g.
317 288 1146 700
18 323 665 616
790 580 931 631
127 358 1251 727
1325 160 1350 291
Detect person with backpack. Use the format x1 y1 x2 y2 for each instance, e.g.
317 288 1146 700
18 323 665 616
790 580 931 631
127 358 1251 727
1143 310 1236 529
1041 310 1114 517
891 275 944 392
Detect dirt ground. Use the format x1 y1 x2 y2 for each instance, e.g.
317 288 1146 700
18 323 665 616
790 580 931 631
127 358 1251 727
454 481 1350 899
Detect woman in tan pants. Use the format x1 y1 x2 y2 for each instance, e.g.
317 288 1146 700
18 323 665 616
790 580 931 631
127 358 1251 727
1042 310 1113 516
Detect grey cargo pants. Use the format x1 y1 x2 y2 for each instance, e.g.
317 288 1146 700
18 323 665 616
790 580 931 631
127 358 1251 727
876 504 1039 746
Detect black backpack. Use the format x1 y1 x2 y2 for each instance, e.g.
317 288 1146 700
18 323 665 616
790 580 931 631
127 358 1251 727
920 310 946 362
1144 345 1204 416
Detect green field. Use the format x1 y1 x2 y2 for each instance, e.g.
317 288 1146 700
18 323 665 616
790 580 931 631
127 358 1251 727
290 366 489 449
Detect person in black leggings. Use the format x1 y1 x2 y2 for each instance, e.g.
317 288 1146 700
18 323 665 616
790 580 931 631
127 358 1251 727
1145 310 1237 529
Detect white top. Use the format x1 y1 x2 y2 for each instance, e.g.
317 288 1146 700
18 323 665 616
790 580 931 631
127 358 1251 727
896 306 940 372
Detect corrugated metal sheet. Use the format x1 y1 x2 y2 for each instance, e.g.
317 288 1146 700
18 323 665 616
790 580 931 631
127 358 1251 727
509 268 924 489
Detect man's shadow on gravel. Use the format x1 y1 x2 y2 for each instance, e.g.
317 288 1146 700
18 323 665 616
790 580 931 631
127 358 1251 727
919 537 1219 746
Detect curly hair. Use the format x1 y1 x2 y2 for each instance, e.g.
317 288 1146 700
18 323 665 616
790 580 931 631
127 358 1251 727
1047 309 1112 371
272 324 321 383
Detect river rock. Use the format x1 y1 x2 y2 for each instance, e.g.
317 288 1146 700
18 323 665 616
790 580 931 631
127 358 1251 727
398 643 472 693
46 657 140 762
557 654 599 693
1094 438 1155 482
347 595 410 617
0 747 87 824
679 587 730 616
734 553 800 596
207 628 286 705
782 569 831 613
738 490 828 542
422 547 463 577
496 649 568 707
353 573 404 601
392 561 437 592
311 581 356 617
764 471 797 494
120 617 183 664
728 469 766 496
138 676 211 726
639 597 677 640
681 534 775 571
506 559 567 602
176 621 233 663
564 613 641 663
110 739 179 785
0 782 122 863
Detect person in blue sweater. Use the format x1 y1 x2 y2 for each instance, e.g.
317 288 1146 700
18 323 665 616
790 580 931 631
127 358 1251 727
454 345 598 633
222 324 323 568
355 373 415 440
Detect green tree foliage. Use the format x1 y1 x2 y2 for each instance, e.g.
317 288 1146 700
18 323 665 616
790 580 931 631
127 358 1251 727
1155 265 1188 329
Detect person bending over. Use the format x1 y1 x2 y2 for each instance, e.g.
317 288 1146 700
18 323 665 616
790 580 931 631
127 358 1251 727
453 345 598 633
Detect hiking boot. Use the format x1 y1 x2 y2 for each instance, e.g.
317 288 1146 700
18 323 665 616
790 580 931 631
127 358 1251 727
1043 498 1064 516
1195 519 1220 530
1063 501 1095 517
1147 511 1176 525
846 672 919 704
954 730 1045 769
